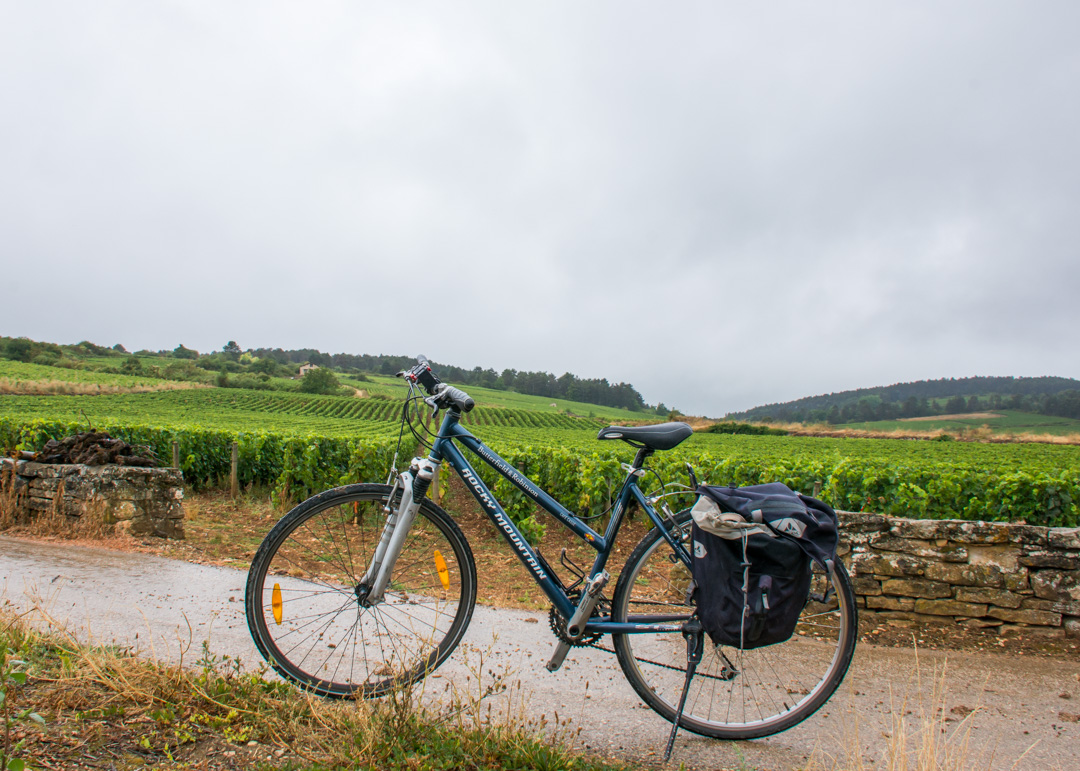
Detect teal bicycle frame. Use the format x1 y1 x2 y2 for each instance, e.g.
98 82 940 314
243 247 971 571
430 410 692 636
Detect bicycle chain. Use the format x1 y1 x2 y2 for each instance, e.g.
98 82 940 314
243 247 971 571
581 640 737 683
548 593 603 647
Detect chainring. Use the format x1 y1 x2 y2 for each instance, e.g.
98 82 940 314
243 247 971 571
548 591 605 647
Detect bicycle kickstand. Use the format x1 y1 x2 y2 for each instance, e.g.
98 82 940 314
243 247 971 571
663 616 704 763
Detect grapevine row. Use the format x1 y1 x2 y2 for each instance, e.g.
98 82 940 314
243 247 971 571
2 414 1076 529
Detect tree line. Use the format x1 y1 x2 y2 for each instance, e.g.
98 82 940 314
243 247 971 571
249 348 650 411
726 376 1080 424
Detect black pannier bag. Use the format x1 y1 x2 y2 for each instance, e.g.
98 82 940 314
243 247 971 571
689 482 839 649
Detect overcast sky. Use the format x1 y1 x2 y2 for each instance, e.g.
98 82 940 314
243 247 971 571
2 2 1077 416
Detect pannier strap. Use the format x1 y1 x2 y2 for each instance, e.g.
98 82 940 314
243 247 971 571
694 482 840 570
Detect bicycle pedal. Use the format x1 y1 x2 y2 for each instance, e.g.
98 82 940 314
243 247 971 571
546 571 609 671
545 639 573 672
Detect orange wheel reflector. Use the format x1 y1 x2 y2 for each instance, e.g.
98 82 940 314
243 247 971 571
272 583 283 625
433 550 450 591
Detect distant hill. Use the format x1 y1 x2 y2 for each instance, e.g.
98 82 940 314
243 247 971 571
0 335 658 415
726 376 1080 424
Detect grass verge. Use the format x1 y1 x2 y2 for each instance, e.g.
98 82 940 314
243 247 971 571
0 603 638 771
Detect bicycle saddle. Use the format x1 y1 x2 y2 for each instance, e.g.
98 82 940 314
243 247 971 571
596 421 693 451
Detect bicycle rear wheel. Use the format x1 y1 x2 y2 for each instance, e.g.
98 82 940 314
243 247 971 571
612 511 857 739
245 483 477 698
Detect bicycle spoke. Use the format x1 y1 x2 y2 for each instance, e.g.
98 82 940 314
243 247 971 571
612 510 856 739
246 485 475 697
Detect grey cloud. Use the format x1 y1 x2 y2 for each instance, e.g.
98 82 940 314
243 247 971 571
2 1 1078 416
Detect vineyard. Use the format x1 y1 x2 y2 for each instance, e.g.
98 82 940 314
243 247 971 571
0 359 184 389
2 385 1079 534
346 373 664 421
0 390 605 435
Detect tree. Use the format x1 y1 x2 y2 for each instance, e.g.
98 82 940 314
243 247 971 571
223 341 242 360
3 338 33 362
173 344 199 359
112 343 128 353
300 367 342 395
252 357 279 376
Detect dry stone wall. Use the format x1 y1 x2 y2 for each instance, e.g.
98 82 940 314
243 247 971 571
840 511 1080 639
1 458 184 538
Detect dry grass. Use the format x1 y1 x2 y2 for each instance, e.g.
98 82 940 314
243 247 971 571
0 467 22 531
0 379 206 396
0 470 122 541
807 653 1033 771
900 413 1005 423
763 421 1080 445
0 600 632 770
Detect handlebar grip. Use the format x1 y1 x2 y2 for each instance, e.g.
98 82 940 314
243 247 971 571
435 383 475 413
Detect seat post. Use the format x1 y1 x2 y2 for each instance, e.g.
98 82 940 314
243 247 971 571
631 446 653 469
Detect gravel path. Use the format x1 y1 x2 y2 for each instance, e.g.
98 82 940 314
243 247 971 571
2 535 1077 770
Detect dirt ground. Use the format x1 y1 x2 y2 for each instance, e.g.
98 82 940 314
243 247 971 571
4 478 1079 662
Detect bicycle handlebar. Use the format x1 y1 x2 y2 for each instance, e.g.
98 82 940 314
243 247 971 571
399 356 475 413
433 382 475 413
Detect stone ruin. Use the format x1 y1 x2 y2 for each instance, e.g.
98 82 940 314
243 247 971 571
1 432 184 538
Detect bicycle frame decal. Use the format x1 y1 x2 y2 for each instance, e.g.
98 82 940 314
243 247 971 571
458 463 547 581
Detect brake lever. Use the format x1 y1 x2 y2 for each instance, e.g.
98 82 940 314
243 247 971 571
423 395 441 419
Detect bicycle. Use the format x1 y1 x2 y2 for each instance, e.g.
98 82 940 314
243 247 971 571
244 356 857 741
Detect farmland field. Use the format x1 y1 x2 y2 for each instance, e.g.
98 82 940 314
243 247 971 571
2 385 1079 528
846 409 1080 436
342 373 663 421
0 359 190 389
0 389 603 436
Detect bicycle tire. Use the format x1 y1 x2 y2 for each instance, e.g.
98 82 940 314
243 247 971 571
612 510 857 739
245 483 477 698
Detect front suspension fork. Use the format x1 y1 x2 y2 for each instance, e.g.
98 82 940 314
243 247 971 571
359 456 438 604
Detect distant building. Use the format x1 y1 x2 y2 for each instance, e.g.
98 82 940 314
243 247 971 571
298 364 317 377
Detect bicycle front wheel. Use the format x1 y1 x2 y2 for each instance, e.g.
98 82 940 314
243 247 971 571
612 511 857 740
245 483 477 698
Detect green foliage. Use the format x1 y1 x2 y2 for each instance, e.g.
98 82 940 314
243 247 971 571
76 341 113 356
730 375 1080 425
0 359 169 388
249 357 285 377
704 421 788 436
2 339 33 363
1 631 45 771
2 391 1079 527
299 367 344 396
172 344 198 359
